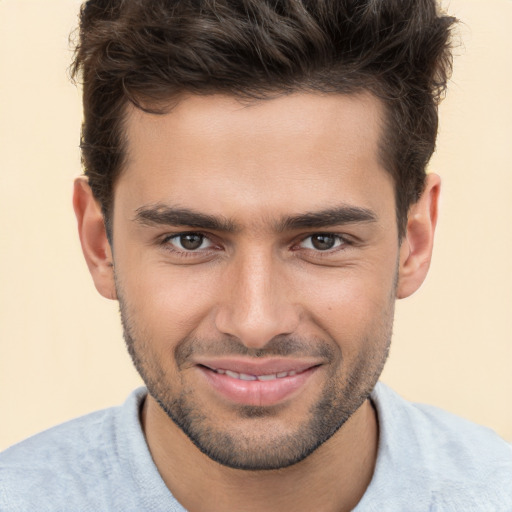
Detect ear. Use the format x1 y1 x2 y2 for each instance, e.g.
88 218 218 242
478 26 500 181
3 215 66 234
73 177 117 300
396 173 440 299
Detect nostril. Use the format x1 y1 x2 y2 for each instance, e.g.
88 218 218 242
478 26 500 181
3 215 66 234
214 308 300 349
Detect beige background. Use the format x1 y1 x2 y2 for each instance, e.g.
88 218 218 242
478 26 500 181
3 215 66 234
0 0 511 451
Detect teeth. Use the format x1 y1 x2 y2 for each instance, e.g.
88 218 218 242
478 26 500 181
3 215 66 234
239 373 257 381
256 374 277 381
214 368 300 381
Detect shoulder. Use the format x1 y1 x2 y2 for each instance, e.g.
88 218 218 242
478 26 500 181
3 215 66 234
0 388 151 512
365 383 512 510
377 382 512 466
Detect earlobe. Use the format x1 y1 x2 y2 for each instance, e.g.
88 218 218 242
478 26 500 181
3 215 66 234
396 173 441 299
73 177 117 300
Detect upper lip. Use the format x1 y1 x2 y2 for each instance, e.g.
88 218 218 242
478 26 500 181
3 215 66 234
194 357 323 376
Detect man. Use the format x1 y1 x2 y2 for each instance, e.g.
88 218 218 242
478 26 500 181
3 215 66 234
1 0 511 510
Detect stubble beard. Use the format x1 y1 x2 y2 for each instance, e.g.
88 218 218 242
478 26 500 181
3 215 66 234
116 291 392 471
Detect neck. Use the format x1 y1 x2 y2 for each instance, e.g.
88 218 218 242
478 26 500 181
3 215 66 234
142 396 378 512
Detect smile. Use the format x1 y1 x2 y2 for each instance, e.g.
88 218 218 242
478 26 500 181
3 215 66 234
212 368 300 381
197 361 321 407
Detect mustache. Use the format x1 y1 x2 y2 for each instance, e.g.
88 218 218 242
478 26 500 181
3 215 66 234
175 334 338 368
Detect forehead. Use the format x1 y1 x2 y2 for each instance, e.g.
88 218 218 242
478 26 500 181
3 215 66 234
116 92 394 226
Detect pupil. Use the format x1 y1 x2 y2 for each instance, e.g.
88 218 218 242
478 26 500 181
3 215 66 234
180 234 203 250
312 234 335 250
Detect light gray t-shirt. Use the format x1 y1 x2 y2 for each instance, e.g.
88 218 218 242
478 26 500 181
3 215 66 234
1 382 511 511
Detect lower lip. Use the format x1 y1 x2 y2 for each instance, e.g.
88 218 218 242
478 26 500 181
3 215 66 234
198 366 318 407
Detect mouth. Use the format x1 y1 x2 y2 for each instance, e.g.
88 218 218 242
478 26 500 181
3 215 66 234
196 359 322 407
207 367 304 381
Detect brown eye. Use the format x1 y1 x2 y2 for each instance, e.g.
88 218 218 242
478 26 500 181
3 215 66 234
179 234 204 250
298 234 345 251
310 234 336 250
166 233 212 251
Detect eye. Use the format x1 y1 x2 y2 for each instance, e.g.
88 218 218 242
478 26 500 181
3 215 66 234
298 234 346 251
165 233 213 251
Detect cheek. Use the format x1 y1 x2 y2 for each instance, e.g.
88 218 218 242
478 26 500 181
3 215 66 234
118 257 220 340
296 262 397 346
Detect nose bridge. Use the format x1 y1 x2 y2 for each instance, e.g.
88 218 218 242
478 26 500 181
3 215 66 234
215 246 300 348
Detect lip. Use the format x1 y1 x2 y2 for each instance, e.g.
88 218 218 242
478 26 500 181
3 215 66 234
197 357 320 376
196 358 322 407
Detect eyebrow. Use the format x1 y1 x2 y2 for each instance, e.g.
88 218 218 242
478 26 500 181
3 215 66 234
275 206 378 232
133 203 378 232
134 204 239 232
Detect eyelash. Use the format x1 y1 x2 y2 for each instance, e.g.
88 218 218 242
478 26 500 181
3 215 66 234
159 231 352 257
160 232 217 257
295 233 349 252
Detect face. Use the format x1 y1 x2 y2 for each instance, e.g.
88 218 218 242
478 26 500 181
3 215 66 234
110 93 400 470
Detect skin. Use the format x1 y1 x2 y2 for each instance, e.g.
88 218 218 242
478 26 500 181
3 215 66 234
74 92 439 512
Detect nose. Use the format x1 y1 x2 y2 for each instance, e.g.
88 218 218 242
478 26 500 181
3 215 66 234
214 249 301 349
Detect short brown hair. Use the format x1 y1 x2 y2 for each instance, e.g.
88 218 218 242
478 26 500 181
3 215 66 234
71 0 456 237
